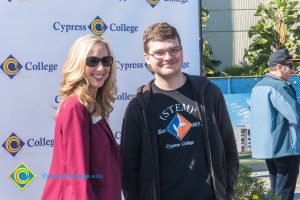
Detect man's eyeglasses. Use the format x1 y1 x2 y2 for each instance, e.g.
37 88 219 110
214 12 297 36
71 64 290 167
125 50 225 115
86 56 113 67
148 46 182 60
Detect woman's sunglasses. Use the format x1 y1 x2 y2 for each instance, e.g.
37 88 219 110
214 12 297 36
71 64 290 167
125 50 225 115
86 56 113 67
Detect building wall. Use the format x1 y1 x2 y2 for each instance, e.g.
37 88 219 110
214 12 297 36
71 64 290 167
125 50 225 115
233 126 251 153
202 0 267 69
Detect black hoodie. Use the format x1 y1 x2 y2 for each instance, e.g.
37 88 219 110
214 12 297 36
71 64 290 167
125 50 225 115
121 73 239 200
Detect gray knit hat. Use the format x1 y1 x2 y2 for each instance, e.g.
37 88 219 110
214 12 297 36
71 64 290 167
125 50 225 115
268 48 293 67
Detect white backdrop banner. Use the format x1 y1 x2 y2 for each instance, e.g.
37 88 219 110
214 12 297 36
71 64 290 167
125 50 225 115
0 0 200 199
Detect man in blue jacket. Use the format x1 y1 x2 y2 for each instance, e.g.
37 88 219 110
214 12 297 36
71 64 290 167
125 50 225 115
251 48 300 200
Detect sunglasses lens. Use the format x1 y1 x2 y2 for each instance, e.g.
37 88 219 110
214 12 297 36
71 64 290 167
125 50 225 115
86 57 100 67
285 64 293 69
86 56 113 67
101 56 113 66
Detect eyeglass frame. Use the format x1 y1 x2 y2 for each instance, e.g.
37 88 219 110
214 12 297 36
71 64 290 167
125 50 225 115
147 46 182 60
86 56 113 67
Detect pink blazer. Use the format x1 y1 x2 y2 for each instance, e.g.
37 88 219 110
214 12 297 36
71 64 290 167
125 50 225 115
42 96 121 200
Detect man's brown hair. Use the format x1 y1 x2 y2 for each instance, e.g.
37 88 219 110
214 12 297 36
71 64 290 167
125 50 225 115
143 22 182 53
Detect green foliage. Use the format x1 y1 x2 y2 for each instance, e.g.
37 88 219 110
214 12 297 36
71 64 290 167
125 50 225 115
234 165 281 200
201 7 209 28
202 7 224 77
244 0 300 75
203 40 224 76
239 153 252 159
223 65 257 76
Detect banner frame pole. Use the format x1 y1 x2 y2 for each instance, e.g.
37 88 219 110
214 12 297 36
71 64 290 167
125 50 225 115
198 0 203 76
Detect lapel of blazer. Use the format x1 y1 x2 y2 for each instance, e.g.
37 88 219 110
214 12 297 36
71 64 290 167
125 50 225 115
98 119 120 157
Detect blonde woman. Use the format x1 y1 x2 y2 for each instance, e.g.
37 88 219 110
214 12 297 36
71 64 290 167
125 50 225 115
42 34 121 200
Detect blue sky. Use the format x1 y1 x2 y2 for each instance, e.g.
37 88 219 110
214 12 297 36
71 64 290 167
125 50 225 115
224 93 251 127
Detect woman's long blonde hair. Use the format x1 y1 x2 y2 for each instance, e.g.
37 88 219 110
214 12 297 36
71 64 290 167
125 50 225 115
58 34 117 119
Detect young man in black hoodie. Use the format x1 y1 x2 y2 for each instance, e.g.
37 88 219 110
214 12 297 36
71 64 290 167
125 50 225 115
121 22 239 200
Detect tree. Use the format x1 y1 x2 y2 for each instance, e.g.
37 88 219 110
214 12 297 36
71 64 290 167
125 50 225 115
244 0 300 75
202 7 224 76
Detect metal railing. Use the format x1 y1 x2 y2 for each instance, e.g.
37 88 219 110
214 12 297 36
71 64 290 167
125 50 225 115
210 75 300 98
